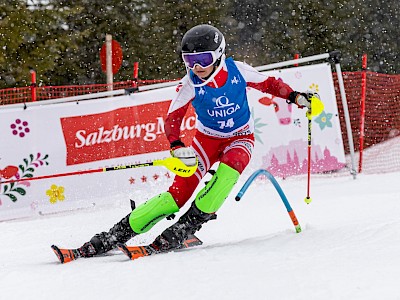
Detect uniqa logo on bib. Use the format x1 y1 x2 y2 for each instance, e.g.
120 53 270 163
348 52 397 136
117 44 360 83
207 96 240 118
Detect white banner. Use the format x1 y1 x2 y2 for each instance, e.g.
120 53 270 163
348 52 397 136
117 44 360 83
249 63 345 176
0 63 345 221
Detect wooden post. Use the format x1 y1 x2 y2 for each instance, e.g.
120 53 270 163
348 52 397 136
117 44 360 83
106 34 113 91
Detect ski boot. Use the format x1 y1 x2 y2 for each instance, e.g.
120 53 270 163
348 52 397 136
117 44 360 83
152 202 216 252
77 213 136 257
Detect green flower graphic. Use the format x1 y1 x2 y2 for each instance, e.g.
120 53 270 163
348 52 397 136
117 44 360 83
315 111 333 130
252 107 268 144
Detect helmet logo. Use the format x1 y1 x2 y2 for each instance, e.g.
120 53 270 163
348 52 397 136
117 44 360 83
214 33 219 43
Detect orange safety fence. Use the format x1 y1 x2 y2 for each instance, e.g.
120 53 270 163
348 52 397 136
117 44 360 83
333 72 400 174
333 72 400 153
0 79 173 105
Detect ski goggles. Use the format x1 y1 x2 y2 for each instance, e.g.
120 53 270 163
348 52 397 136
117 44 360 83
182 51 217 69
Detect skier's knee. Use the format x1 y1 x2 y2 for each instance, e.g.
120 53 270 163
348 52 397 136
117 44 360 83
129 192 179 234
195 163 240 213
220 145 252 173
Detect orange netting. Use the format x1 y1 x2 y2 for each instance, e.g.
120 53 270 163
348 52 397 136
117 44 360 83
0 86 32 104
333 72 400 151
0 79 174 104
332 72 400 174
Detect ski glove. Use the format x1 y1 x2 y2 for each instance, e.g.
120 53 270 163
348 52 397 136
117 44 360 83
287 91 324 117
171 147 197 167
170 141 197 167
287 91 315 108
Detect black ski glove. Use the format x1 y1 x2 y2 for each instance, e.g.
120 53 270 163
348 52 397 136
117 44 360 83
287 91 315 108
170 140 185 150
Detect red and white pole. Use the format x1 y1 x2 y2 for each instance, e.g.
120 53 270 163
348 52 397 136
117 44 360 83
358 54 367 173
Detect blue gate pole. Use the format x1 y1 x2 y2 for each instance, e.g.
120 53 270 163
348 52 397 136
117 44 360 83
236 169 301 233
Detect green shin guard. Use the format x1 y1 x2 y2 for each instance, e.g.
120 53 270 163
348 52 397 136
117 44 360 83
129 192 179 234
195 163 240 213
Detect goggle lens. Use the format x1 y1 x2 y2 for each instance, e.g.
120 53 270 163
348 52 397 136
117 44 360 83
182 52 215 69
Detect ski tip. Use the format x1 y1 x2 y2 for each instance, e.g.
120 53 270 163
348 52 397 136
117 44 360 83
183 235 203 248
117 243 149 261
51 245 77 264
117 243 132 259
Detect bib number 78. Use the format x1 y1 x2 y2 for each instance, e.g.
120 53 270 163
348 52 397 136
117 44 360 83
218 118 235 129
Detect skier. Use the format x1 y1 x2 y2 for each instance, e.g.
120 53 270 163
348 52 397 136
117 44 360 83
54 24 316 261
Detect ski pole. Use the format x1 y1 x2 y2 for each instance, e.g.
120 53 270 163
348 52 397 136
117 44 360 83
0 157 197 184
304 111 312 204
303 94 324 204
235 169 301 233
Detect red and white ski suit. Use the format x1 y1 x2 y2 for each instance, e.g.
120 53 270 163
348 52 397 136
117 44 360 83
165 59 294 208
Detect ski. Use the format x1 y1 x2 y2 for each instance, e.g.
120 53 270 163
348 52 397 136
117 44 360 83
51 235 202 264
51 245 80 264
117 234 203 261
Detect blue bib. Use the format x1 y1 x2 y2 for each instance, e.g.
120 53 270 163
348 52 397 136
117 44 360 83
191 57 250 135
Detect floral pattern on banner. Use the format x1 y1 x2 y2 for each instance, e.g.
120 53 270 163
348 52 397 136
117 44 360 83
309 83 320 92
0 153 49 203
315 111 334 130
46 184 65 204
10 119 30 138
252 107 268 145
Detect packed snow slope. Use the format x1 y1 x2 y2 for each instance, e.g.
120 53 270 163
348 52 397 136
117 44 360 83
1 170 400 300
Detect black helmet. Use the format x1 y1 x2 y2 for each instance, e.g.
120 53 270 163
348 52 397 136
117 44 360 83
181 24 225 58
181 25 226 86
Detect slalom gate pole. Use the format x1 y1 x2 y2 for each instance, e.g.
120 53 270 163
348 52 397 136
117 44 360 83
235 169 301 233
0 157 197 184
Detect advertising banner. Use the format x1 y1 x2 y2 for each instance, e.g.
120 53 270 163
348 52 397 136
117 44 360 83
0 63 345 221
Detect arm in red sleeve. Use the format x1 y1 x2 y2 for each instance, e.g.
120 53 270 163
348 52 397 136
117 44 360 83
247 77 294 99
164 102 190 145
165 76 195 147
234 61 294 99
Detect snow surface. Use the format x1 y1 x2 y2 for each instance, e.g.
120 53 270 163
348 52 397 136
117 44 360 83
1 169 400 300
